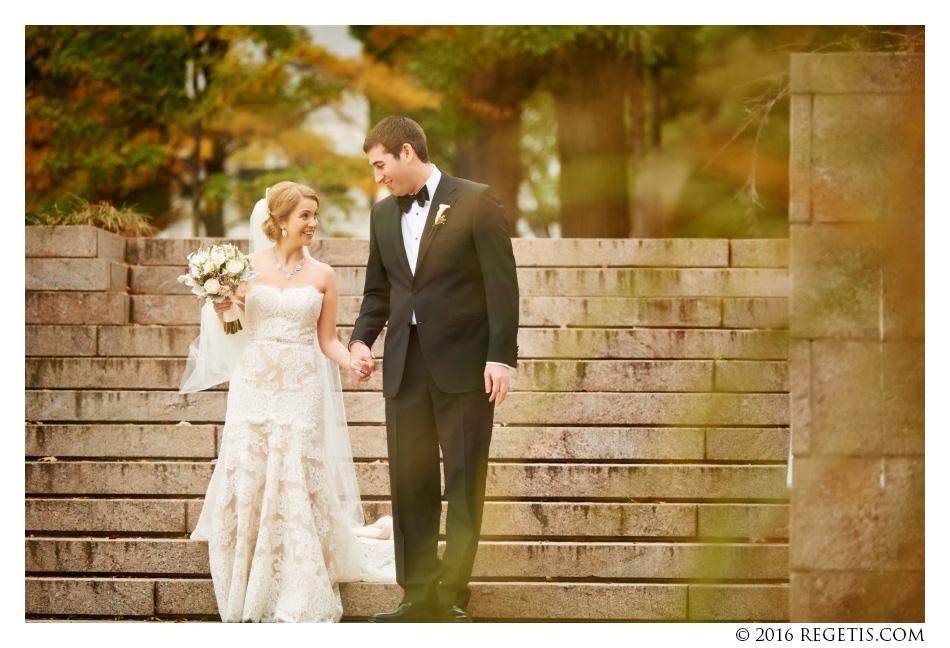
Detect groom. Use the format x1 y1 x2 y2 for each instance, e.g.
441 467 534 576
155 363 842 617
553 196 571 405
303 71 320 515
349 116 519 622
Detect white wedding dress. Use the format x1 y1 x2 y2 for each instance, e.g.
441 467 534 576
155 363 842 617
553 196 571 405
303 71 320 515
182 199 394 622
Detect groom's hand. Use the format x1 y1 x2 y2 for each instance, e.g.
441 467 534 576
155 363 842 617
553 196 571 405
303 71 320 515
484 364 510 406
349 341 376 382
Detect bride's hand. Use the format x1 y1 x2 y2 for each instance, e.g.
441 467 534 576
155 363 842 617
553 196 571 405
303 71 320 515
212 298 233 314
348 343 375 382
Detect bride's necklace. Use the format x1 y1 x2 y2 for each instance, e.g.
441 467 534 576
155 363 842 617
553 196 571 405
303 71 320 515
274 250 305 280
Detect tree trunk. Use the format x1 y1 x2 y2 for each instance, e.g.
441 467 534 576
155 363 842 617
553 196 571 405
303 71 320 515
190 120 203 237
627 39 647 238
454 116 522 228
187 28 228 238
550 36 630 238
632 65 665 238
200 140 227 237
452 56 540 229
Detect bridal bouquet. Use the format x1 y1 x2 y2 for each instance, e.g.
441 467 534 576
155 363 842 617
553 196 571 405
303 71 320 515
178 244 258 334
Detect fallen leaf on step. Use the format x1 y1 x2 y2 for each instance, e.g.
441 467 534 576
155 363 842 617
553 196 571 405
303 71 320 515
38 456 58 462
178 421 192 425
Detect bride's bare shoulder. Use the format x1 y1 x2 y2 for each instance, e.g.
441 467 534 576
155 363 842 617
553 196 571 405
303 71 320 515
311 260 338 292
313 259 335 274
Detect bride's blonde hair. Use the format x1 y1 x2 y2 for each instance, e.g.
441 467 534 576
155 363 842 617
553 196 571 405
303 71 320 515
262 181 321 242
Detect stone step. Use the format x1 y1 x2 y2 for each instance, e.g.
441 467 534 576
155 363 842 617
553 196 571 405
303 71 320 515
27 258 129 292
26 537 788 580
24 356 789 393
359 501 790 540
123 237 246 266
26 390 789 426
26 461 788 500
28 325 790 360
129 264 788 299
26 292 130 326
122 294 740 327
127 237 736 267
26 424 218 458
26 226 126 261
124 237 788 269
26 325 99 357
24 577 789 620
26 498 788 538
729 239 789 268
26 424 789 462
723 297 788 329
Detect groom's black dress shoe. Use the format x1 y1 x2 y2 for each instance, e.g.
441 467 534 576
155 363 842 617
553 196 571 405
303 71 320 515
370 602 438 623
441 605 472 623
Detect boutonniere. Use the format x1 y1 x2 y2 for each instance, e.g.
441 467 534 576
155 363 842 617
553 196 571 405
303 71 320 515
434 204 450 227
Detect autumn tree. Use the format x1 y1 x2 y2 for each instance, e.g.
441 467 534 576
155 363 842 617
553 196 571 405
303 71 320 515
26 25 438 235
352 26 643 237
351 25 922 239
351 27 533 228
26 26 191 219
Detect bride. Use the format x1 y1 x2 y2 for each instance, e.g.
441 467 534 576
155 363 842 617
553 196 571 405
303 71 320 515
180 181 393 622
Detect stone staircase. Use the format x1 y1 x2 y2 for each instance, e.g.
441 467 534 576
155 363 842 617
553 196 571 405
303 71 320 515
26 226 790 621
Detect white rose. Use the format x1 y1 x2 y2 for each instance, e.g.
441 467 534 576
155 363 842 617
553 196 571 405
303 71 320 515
225 259 245 274
204 278 221 295
211 248 226 265
235 281 250 297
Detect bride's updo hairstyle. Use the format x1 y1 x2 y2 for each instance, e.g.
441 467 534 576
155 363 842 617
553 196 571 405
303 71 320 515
261 181 321 242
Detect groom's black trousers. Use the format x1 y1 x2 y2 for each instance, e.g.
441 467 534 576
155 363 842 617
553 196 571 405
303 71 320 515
385 326 494 609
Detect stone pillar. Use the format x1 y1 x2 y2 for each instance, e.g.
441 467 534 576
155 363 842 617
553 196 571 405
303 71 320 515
788 54 924 621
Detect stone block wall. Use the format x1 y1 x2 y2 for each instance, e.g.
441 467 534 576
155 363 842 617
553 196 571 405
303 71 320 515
788 53 924 621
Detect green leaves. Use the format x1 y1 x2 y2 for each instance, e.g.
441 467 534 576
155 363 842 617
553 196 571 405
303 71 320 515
26 25 370 234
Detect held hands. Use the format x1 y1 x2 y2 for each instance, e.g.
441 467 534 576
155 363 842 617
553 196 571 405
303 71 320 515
349 341 376 382
484 364 510 406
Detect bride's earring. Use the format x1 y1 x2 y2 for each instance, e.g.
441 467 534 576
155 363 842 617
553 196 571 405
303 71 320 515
281 228 288 237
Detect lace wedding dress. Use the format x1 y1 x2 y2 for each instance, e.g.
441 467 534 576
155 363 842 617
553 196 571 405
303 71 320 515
186 282 394 622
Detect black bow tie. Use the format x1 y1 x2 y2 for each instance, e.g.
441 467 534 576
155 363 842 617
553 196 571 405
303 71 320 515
395 185 429 213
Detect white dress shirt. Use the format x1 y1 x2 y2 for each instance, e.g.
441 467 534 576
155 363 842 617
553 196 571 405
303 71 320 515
401 166 442 287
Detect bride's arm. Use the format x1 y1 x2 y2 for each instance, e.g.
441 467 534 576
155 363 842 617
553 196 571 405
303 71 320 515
316 269 353 370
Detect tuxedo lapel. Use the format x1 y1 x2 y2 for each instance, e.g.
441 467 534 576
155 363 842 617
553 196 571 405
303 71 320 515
384 199 414 280
414 174 458 278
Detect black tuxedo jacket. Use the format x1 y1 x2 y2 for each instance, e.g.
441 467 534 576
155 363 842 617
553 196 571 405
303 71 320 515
350 172 519 398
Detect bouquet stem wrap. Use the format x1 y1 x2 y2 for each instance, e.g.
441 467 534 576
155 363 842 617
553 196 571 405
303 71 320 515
222 302 243 334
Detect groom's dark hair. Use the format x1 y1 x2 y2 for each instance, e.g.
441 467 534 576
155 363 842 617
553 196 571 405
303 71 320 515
364 116 430 163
